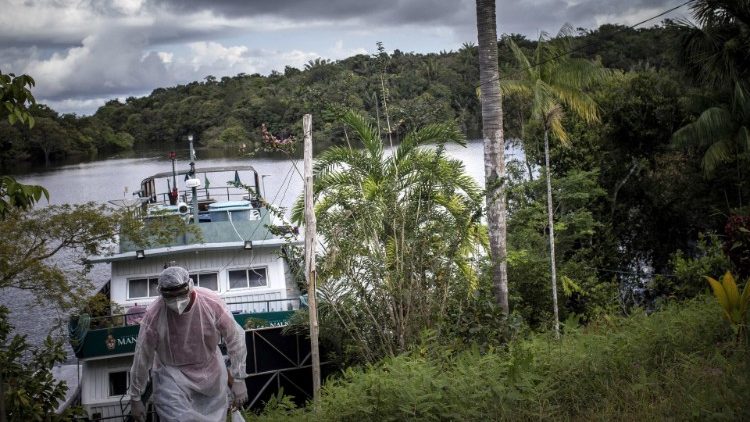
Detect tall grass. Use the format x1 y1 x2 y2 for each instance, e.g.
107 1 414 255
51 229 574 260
247 298 750 421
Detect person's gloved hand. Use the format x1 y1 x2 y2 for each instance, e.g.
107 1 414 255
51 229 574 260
130 398 146 422
231 380 248 408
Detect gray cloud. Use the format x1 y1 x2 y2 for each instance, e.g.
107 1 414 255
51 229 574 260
150 0 481 28
23 29 174 100
153 0 393 21
1 0 693 115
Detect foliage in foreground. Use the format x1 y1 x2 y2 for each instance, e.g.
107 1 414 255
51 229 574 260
0 306 83 420
706 271 750 340
248 299 749 421
0 203 118 315
0 71 48 218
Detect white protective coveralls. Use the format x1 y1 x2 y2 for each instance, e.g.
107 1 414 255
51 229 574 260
128 283 247 421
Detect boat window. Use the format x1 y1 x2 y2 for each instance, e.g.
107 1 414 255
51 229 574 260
148 278 159 296
128 277 160 299
108 371 129 397
249 268 266 287
190 272 218 291
228 270 247 289
228 267 267 289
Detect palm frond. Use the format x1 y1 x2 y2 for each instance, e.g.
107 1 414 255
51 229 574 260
314 147 367 177
534 31 551 75
312 194 344 220
732 82 750 119
500 80 533 98
549 58 611 90
736 125 750 152
702 138 734 174
551 86 600 124
555 22 576 39
505 38 536 80
290 196 305 224
395 123 464 164
548 110 570 146
313 171 363 198
531 79 555 122
342 110 383 159
672 106 735 150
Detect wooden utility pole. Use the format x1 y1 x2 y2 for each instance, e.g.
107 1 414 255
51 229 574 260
303 114 322 405
0 371 6 422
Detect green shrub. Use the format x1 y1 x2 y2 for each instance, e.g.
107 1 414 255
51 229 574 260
248 299 749 421
651 233 730 301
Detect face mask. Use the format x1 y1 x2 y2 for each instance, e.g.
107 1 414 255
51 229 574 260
165 295 190 315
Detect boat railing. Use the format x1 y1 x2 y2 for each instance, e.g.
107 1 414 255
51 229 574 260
148 186 259 208
76 298 301 331
224 297 301 314
71 406 158 421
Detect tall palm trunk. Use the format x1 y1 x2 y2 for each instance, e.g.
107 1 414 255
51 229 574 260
476 0 508 313
544 129 560 338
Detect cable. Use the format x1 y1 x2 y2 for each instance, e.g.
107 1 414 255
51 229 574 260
475 0 694 91
218 162 300 273
583 266 677 278
289 158 305 181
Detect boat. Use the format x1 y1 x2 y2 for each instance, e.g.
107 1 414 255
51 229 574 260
67 155 310 420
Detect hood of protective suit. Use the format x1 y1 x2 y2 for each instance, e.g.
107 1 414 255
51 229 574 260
158 266 193 315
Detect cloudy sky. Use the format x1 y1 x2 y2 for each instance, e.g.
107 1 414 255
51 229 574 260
0 0 691 115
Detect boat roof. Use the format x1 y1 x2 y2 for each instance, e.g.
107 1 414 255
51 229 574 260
209 200 252 210
87 238 301 263
141 165 258 183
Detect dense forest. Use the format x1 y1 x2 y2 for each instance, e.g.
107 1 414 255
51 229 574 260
0 22 688 163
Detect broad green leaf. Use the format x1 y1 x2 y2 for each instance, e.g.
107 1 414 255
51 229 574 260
721 271 740 309
706 276 730 312
740 279 750 314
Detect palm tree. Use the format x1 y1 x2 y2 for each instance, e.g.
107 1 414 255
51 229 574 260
501 28 609 338
292 111 486 359
672 82 750 176
675 0 750 180
680 0 750 92
476 0 509 314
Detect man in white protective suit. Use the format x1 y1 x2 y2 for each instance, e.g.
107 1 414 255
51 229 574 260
128 266 248 421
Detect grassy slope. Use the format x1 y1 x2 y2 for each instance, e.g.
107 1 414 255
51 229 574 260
248 298 750 421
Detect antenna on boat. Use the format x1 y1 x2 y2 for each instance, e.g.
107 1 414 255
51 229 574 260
188 134 196 162
186 134 200 224
169 151 178 205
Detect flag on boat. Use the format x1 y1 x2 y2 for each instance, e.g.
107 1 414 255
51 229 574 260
234 170 242 185
204 174 210 189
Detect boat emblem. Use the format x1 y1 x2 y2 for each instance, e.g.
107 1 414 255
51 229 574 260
106 334 116 351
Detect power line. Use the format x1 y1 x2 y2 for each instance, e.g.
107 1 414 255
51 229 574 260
583 266 677 278
476 0 694 90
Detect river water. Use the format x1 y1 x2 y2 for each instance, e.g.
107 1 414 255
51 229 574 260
3 140 522 356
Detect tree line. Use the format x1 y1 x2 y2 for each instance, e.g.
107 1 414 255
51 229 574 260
0 21 690 169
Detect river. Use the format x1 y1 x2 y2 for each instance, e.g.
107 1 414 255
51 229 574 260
3 140 522 356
